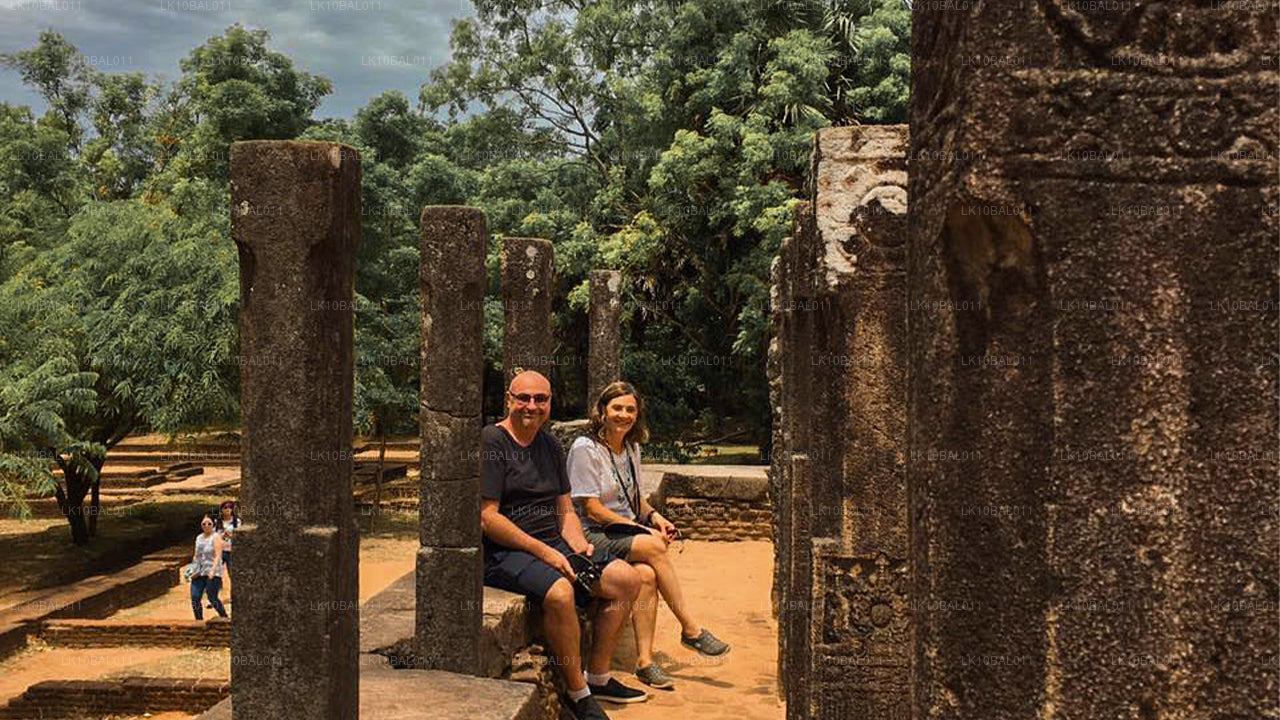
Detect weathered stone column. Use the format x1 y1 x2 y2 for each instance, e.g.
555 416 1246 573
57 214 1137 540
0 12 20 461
229 141 361 720
909 4 1278 719
587 270 623 404
772 126 911 720
501 237 554 382
416 207 486 674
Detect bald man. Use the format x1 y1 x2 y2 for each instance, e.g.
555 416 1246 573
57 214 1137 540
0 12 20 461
480 371 647 720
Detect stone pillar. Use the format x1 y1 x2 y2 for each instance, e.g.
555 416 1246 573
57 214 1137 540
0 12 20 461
229 141 361 720
772 126 911 720
416 207 486 674
501 238 554 383
909 4 1278 719
587 270 623 404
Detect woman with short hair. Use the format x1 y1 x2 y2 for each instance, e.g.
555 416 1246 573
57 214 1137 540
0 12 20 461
567 381 729 690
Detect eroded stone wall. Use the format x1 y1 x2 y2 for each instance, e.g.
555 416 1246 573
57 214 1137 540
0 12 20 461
908 3 1279 719
772 125 910 720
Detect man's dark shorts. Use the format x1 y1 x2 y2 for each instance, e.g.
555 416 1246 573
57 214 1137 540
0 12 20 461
484 538 618 607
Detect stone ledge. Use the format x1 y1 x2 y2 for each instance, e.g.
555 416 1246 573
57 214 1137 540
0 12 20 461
198 657 540 720
361 571 535 679
0 560 180 662
658 470 770 502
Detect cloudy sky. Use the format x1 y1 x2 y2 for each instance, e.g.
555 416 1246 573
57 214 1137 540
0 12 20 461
0 0 473 119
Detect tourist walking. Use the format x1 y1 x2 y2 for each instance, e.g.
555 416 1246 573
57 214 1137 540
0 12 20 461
190 514 228 620
214 500 240 578
481 370 647 720
567 381 730 691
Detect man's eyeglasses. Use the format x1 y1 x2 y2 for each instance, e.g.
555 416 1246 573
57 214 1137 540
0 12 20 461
509 392 551 405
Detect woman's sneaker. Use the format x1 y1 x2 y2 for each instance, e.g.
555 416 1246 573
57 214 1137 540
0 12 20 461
681 628 730 656
635 663 675 690
587 677 648 704
571 695 610 720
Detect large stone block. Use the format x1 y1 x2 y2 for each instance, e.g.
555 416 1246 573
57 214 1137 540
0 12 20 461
199 661 541 720
229 140 361 720
501 237 555 382
415 547 482 674
419 407 482 483
909 4 1278 719
230 524 359 719
659 471 769 502
419 479 482 548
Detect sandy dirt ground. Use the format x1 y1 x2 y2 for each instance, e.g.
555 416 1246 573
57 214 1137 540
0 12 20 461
0 535 782 720
602 540 783 720
0 536 419 719
111 535 417 621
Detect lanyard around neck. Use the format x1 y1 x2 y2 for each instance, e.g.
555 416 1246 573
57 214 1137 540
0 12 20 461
604 443 640 517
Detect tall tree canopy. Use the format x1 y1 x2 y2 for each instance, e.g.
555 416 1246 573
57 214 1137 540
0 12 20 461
0 4 909 541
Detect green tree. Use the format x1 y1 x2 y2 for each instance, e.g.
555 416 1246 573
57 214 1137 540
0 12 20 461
0 197 238 543
169 25 332 180
0 30 95 150
421 0 909 439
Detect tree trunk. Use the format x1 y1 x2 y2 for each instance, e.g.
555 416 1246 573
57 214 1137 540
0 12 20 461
55 469 91 546
373 426 386 527
87 471 101 538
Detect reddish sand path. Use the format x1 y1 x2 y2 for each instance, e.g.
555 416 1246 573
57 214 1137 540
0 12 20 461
605 540 783 720
0 536 781 719
111 536 418 621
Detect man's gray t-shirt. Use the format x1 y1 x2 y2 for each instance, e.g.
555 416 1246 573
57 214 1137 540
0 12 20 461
480 424 570 554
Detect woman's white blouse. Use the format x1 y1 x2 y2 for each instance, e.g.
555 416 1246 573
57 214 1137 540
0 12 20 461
566 435 642 526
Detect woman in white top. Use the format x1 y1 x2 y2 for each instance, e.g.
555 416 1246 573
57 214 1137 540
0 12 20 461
191 514 228 620
567 381 729 690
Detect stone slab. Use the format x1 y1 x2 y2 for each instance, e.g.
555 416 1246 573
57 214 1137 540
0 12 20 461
361 571 534 681
415 546 482 673
198 661 540 720
658 471 769 502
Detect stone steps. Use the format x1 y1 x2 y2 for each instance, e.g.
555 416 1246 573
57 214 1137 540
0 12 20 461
0 553 184 662
0 678 229 718
198 661 540 720
41 618 230 648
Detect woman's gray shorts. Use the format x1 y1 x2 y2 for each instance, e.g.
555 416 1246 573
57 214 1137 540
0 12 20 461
584 525 639 560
